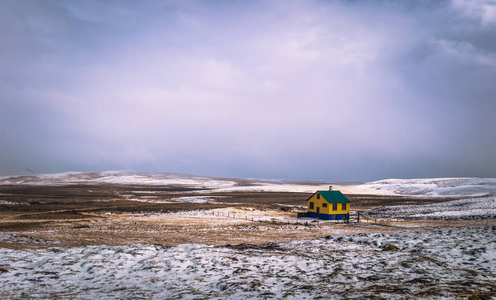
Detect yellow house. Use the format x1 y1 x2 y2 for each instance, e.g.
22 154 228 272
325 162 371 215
307 189 350 220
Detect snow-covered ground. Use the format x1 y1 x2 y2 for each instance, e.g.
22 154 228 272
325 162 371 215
1 226 495 299
0 171 340 193
345 177 496 198
367 196 496 220
2 171 496 220
165 207 298 223
334 178 496 220
2 172 496 198
119 194 223 204
4 173 496 216
1 173 496 297
0 171 237 189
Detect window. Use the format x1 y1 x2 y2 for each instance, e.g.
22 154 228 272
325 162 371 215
317 194 320 199
342 203 347 211
332 204 337 211
309 202 314 209
322 203 327 208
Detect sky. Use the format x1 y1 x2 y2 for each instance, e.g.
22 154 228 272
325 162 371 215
1 0 495 181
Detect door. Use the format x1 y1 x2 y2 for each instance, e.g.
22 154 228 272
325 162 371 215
316 207 320 218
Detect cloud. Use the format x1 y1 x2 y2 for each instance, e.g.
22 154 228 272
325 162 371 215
0 0 495 180
452 0 496 24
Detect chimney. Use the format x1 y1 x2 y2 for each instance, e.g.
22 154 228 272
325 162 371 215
329 186 333 191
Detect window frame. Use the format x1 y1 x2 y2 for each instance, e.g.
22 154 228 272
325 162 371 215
332 203 337 211
309 202 314 209
342 203 347 211
322 203 327 208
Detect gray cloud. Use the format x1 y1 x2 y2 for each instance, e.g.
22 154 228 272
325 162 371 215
1 0 495 181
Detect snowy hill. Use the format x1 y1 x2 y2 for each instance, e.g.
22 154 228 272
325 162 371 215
346 178 496 220
366 196 496 220
0 171 338 193
1 172 496 199
0 171 237 189
347 178 496 198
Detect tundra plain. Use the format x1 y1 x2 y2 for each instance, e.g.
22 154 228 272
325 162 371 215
0 172 495 299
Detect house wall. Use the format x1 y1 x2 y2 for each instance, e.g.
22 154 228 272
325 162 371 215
307 192 350 220
307 193 329 215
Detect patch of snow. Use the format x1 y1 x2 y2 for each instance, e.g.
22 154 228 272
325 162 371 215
120 195 225 204
165 208 299 223
167 196 216 203
0 201 27 205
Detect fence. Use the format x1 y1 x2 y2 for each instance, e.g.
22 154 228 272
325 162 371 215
178 209 394 226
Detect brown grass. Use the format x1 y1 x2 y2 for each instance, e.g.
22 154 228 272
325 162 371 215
1 184 494 249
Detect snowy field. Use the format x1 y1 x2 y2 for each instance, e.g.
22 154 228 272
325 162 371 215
345 178 496 221
367 196 496 220
0 171 336 193
2 172 496 223
1 172 496 298
0 171 237 189
346 178 496 198
1 226 495 299
2 172 496 198
340 178 496 220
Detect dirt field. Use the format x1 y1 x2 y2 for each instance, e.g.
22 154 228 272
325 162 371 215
1 184 494 249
